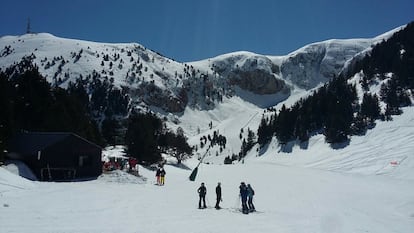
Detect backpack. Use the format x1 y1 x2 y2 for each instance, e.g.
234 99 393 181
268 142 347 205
248 187 255 196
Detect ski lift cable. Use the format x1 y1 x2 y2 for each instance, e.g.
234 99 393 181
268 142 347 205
189 146 210 181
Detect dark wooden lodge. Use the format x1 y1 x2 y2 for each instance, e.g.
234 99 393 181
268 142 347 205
7 132 102 181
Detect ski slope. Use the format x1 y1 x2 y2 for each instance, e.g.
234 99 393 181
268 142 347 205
254 107 414 181
1 108 414 233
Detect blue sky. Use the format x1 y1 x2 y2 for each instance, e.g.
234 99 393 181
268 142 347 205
1 0 413 62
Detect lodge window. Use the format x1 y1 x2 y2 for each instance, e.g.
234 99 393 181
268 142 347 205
78 155 92 167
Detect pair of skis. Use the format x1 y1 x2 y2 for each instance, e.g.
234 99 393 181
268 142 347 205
197 206 261 214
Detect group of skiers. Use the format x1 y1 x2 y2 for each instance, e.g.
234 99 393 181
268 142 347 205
197 181 255 214
154 163 255 213
103 157 138 174
239 182 255 214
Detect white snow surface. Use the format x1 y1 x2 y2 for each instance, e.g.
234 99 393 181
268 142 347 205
1 107 414 233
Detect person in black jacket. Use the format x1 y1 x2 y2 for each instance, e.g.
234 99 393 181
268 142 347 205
215 182 222 209
239 182 249 214
197 182 207 209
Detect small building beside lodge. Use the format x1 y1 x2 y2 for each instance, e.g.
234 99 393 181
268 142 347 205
7 132 102 181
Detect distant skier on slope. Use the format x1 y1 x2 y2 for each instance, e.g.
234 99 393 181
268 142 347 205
247 184 255 212
239 182 249 214
197 182 207 209
159 166 166 185
128 157 137 172
215 182 222 209
155 166 161 185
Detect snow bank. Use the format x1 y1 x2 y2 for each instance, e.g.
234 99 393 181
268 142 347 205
98 170 146 184
4 160 37 181
0 167 35 193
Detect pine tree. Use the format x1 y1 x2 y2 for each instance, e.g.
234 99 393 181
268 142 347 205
360 93 380 122
158 130 192 164
101 118 121 145
257 116 272 146
0 72 14 162
125 112 163 164
323 77 356 144
275 105 295 144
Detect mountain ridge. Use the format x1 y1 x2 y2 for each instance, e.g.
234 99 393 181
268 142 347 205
1 27 400 96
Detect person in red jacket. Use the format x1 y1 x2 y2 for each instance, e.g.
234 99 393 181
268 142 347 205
128 158 137 172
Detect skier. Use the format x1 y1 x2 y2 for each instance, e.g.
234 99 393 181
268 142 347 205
215 182 222 209
247 184 255 212
155 166 161 185
159 166 166 185
197 182 207 209
239 182 249 214
128 158 137 172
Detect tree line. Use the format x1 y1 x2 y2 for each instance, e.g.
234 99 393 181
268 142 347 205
0 59 103 161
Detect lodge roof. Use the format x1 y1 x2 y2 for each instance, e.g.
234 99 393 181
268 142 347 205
8 132 101 155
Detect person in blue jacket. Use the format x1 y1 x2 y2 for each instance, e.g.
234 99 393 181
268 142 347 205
239 182 249 214
247 184 255 212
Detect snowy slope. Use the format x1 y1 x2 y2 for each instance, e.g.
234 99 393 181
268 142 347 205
278 38 374 89
2 164 411 233
179 87 310 164
0 33 191 113
1 106 413 232
253 107 414 180
0 33 184 88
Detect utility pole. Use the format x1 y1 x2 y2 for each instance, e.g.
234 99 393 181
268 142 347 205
26 17 31 34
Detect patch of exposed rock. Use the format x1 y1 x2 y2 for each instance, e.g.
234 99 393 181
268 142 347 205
132 82 187 113
229 69 286 94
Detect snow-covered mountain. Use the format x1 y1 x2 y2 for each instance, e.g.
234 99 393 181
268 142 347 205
0 30 393 112
0 26 406 163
